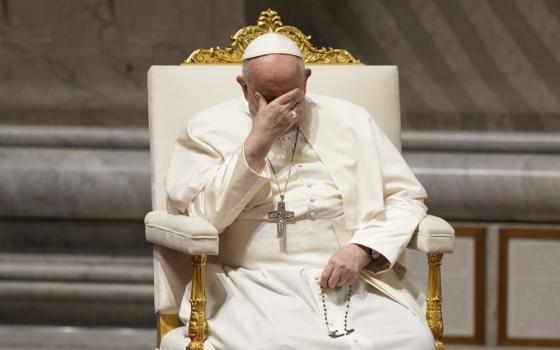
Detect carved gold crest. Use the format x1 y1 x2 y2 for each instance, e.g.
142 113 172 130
183 9 360 65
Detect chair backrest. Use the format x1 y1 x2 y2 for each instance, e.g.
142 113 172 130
147 64 401 211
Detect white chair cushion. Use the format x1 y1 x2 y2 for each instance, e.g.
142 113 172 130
407 215 455 253
145 210 219 255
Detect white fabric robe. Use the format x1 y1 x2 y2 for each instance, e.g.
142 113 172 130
166 93 429 319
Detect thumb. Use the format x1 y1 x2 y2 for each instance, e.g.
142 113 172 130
255 92 267 110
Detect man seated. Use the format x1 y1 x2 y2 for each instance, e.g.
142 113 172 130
164 33 435 350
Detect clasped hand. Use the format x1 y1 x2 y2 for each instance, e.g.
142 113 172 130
320 244 372 289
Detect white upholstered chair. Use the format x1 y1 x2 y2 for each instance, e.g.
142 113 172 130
144 9 455 350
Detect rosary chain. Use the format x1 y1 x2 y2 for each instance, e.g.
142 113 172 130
266 127 300 201
320 285 355 338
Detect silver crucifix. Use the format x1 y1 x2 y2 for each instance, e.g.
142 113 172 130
268 199 295 239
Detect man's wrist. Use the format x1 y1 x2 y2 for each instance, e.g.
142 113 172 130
244 132 273 171
350 243 373 267
245 131 272 156
353 244 381 261
353 243 369 254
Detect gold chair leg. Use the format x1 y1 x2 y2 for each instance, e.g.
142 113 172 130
427 253 444 350
188 255 208 350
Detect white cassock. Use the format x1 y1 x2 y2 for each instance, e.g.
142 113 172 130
162 93 435 350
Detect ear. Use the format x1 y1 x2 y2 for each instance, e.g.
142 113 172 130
236 75 249 99
303 68 312 93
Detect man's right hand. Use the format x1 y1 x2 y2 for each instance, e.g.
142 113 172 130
244 88 304 171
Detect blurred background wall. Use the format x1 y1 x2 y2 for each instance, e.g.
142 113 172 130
1 1 559 349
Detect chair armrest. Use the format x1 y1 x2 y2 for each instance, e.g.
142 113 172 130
407 215 455 254
145 210 219 255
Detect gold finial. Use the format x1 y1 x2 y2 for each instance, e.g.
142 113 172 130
256 9 283 31
183 9 360 64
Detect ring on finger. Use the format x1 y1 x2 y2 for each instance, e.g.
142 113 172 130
290 110 297 119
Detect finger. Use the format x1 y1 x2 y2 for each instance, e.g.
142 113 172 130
292 99 305 117
286 94 305 112
274 88 302 105
337 273 350 287
320 263 334 289
255 92 267 110
286 108 300 121
338 267 355 287
341 271 358 287
278 98 304 123
327 268 341 289
288 94 305 111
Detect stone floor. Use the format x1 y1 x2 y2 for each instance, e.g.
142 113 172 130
0 326 155 350
1 326 559 350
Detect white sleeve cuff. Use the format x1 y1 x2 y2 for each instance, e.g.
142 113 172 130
242 144 272 179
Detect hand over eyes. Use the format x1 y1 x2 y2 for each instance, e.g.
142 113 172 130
244 87 305 171
252 88 305 141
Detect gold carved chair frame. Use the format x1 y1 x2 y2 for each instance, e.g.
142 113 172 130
159 9 446 350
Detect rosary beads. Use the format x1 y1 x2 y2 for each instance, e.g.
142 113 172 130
320 285 355 338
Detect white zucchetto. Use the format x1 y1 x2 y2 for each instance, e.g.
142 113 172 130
242 32 303 61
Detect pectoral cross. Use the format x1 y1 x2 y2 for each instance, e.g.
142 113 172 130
267 197 294 239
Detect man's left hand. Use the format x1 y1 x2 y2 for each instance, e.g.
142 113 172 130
320 244 372 289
